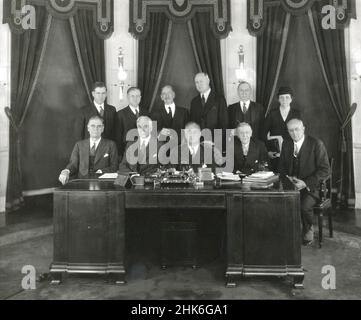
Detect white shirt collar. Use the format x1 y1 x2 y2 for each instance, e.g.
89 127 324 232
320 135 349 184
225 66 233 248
164 102 175 117
240 100 250 110
140 135 151 147
129 105 140 115
94 101 105 113
90 137 101 150
280 106 290 121
188 143 200 155
241 142 250 155
294 135 305 154
201 88 211 102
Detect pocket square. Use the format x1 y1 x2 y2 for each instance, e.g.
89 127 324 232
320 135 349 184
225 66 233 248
104 153 109 158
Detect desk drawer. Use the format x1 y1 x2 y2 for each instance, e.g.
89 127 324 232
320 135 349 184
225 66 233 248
125 193 225 209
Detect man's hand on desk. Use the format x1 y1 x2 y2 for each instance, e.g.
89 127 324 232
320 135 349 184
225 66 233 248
287 176 307 190
96 170 102 174
59 169 70 185
268 151 280 159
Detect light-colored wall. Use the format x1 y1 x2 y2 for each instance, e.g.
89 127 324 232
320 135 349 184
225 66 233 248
349 0 361 208
222 0 257 105
105 0 137 111
0 4 10 213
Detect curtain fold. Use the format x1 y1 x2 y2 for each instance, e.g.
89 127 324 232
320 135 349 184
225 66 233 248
70 8 106 102
5 7 52 212
138 12 172 111
256 6 290 115
188 12 225 95
308 1 354 204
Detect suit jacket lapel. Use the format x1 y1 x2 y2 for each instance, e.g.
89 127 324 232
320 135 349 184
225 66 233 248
246 140 256 167
82 139 90 175
202 91 215 117
249 101 256 124
126 106 137 121
298 136 310 176
94 139 106 164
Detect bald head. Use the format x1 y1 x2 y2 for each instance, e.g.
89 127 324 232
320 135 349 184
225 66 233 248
287 118 305 142
194 73 210 94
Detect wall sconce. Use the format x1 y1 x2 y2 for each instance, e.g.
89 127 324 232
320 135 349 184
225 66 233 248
235 45 247 82
117 47 128 100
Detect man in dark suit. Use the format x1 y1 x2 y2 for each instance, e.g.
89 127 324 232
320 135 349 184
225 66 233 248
233 122 268 174
279 118 330 245
228 81 265 139
76 82 117 141
59 116 118 184
173 122 223 172
189 73 228 146
118 116 159 175
116 87 148 159
151 85 189 145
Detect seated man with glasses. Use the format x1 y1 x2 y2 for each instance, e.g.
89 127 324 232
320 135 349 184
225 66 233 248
58 116 118 185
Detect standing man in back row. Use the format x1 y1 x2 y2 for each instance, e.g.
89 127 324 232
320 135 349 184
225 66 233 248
116 87 149 159
228 81 265 140
75 82 117 142
189 73 228 148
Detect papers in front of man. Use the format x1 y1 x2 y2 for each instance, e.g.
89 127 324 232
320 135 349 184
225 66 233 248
243 171 279 188
216 172 241 181
99 173 118 179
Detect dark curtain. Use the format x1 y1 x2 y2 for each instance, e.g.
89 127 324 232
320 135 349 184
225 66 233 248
309 1 354 203
20 18 90 192
256 6 291 114
188 12 225 95
138 12 172 111
157 22 199 109
70 8 106 101
6 7 51 212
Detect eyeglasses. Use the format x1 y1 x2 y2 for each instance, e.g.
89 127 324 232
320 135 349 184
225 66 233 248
89 125 104 129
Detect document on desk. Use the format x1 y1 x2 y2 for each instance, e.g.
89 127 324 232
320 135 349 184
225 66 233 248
99 173 118 179
216 172 241 181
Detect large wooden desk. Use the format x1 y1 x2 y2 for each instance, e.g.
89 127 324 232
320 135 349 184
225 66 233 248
50 179 304 288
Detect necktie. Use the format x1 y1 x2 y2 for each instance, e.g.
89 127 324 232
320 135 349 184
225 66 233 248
135 109 139 118
168 106 173 118
90 143 96 156
99 106 104 117
242 102 247 114
294 144 299 157
201 95 206 107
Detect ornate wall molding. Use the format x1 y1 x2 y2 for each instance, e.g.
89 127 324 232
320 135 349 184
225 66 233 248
248 0 356 36
129 0 232 40
2 0 114 39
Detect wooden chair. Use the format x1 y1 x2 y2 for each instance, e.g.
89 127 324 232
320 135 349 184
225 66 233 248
313 158 334 248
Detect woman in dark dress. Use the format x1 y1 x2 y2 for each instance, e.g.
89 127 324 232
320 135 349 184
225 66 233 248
262 87 302 171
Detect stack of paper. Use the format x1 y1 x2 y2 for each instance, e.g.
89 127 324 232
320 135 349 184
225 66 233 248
99 173 118 179
216 172 241 181
243 171 278 188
